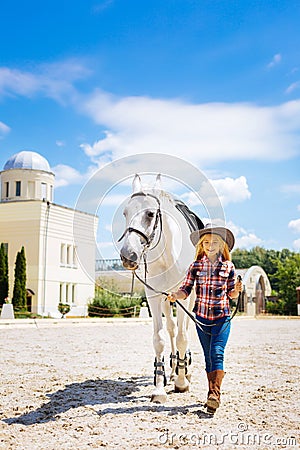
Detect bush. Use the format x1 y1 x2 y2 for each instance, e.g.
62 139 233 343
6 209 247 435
265 300 286 315
88 288 142 317
58 302 71 317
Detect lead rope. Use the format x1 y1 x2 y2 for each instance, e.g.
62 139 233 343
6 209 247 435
130 271 135 297
132 270 242 336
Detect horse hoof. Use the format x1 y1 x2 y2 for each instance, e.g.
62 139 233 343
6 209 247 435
174 385 189 393
151 393 167 403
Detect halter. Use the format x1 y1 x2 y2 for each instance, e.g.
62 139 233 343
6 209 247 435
118 192 163 252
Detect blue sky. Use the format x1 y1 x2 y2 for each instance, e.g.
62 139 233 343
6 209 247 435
1 0 300 258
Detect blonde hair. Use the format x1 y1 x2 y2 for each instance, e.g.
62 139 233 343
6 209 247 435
195 233 231 261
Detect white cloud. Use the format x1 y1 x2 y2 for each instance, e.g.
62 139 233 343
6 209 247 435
56 140 66 147
293 238 300 250
81 91 300 165
286 81 300 95
267 53 282 68
288 218 300 233
0 121 10 135
181 176 251 208
236 233 263 249
0 60 90 103
211 176 251 206
101 194 128 206
227 221 263 249
92 0 114 14
1 61 300 169
281 183 300 194
97 241 114 249
52 164 86 187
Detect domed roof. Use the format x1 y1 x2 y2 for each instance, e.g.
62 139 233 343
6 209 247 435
3 151 51 172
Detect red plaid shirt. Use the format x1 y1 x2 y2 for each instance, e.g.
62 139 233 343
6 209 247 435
179 255 236 320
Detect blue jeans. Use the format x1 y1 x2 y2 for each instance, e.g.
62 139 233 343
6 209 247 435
195 315 231 373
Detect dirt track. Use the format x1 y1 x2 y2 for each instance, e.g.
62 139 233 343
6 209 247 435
0 318 299 449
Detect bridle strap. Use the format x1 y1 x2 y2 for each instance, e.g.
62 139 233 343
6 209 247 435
117 192 162 251
118 226 150 245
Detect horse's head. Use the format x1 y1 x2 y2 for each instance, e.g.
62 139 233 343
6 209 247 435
119 174 162 270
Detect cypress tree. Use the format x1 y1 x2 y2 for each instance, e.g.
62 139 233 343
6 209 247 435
0 243 9 305
12 246 27 310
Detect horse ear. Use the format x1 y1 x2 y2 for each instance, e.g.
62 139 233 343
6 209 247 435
132 174 142 193
154 173 162 190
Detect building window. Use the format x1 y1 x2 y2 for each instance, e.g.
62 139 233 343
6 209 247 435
59 283 64 302
72 284 76 304
15 181 21 197
60 243 77 268
66 284 70 303
73 246 77 267
67 245 71 265
5 182 9 198
41 182 47 200
60 244 66 265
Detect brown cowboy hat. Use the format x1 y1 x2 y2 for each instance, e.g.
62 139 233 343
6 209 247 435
190 224 235 251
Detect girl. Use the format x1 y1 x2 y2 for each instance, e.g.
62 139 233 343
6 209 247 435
167 224 242 414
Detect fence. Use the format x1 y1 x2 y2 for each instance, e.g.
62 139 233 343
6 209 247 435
95 259 124 271
88 304 139 317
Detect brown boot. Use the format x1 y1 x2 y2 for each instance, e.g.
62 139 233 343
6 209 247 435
206 370 225 414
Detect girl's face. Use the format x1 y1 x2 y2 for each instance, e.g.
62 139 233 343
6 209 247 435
202 234 222 258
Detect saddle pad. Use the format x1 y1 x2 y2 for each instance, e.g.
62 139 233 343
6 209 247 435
174 199 204 232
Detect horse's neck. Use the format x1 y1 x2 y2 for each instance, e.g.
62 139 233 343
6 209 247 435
148 195 193 271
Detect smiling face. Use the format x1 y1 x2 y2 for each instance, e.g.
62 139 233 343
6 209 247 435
194 232 228 262
202 234 223 258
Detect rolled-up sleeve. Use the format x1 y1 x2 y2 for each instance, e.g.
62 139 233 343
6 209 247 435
227 263 236 294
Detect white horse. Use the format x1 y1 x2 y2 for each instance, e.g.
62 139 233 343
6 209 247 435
119 174 202 403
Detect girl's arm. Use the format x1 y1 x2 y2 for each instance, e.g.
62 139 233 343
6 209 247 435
229 278 243 299
167 262 196 303
167 290 187 303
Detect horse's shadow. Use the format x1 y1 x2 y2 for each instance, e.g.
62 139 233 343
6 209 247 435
3 376 211 425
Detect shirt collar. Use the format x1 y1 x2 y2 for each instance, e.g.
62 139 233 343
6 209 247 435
202 254 223 264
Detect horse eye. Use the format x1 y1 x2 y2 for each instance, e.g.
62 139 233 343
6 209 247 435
147 211 155 219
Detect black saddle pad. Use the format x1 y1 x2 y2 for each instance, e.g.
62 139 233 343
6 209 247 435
174 199 204 232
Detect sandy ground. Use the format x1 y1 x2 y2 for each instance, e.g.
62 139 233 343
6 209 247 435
0 317 299 450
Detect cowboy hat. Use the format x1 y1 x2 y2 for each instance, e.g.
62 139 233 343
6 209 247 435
190 224 235 251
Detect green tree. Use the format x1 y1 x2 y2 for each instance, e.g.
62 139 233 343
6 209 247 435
12 246 27 310
275 254 300 315
0 243 9 305
232 248 258 268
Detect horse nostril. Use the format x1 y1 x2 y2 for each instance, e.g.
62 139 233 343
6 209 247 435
120 251 138 266
129 252 137 262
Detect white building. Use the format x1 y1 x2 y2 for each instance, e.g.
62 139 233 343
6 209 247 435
0 150 98 318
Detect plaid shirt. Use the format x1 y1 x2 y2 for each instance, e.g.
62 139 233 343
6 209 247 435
179 255 236 320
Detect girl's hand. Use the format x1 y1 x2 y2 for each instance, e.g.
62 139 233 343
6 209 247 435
167 293 177 303
235 279 243 293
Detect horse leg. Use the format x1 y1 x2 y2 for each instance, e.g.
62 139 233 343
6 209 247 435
174 306 191 393
162 298 177 381
148 295 168 403
184 293 196 382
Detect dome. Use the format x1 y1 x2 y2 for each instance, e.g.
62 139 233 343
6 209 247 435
3 151 51 172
